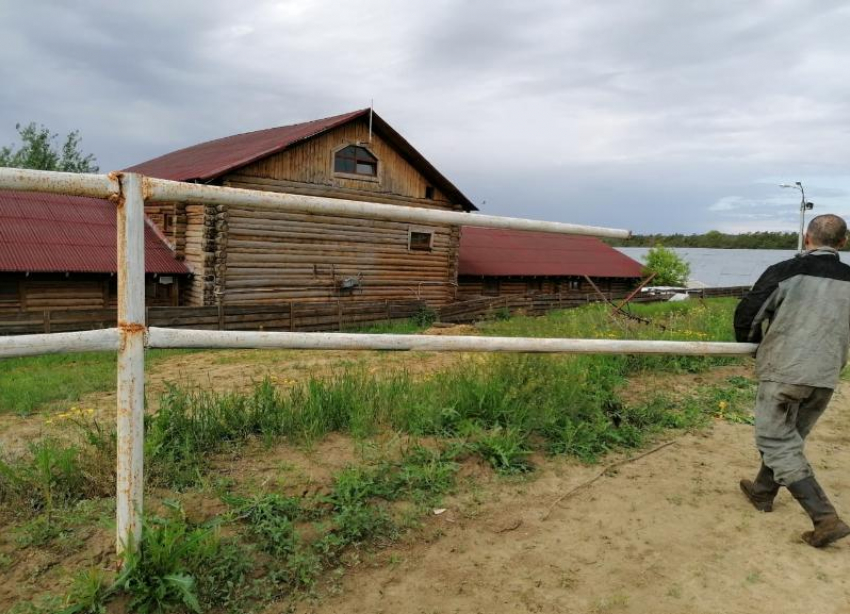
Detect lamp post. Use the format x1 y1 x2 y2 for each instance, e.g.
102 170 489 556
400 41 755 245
780 182 814 253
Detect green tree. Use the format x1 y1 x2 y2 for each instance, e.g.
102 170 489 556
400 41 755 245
0 122 98 172
642 244 691 286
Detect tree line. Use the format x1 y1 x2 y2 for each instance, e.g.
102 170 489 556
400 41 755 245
604 230 802 250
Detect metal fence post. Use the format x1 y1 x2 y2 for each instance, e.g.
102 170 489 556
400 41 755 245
116 173 146 556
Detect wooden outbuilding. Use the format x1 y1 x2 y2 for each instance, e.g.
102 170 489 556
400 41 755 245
0 190 190 313
127 109 476 307
457 227 643 299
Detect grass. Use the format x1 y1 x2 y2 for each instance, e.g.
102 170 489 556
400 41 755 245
1 299 758 613
0 349 192 416
345 317 428 334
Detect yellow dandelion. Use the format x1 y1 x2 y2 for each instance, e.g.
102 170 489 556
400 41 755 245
718 400 729 411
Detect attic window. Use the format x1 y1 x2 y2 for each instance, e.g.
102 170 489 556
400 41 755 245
424 186 435 199
409 229 434 251
334 145 378 177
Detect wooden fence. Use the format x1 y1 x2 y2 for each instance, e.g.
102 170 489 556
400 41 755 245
0 287 751 336
438 286 751 324
0 300 427 336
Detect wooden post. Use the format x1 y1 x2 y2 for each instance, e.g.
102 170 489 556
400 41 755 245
43 310 51 334
337 300 343 331
385 300 390 325
289 302 295 331
218 303 225 330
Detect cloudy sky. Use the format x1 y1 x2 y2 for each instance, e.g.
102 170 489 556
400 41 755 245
1 0 849 234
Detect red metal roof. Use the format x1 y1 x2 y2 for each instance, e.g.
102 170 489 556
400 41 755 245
0 190 190 275
459 227 643 278
125 109 476 211
125 110 366 182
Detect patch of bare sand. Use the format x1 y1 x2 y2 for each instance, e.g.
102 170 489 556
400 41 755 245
284 386 850 614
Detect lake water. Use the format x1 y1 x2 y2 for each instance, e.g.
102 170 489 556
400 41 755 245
616 248 850 288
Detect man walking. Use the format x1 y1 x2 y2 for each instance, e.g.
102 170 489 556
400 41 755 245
734 214 850 548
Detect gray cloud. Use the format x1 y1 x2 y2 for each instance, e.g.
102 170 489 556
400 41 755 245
2 0 849 233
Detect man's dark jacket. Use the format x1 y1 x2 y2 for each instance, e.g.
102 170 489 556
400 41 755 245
734 247 850 389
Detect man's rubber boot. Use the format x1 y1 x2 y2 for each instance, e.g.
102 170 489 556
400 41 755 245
787 476 850 548
739 464 780 512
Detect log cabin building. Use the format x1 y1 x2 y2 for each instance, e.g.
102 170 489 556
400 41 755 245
457 227 643 298
0 190 190 313
127 109 476 307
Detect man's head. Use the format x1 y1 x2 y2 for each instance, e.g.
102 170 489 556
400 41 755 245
805 214 848 250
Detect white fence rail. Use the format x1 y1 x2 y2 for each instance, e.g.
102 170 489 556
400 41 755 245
0 167 757 558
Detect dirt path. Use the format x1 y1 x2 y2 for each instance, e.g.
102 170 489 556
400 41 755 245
287 386 850 614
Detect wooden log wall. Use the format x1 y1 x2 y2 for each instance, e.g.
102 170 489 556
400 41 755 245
182 205 210 306
211 205 458 306
197 118 466 308
457 277 638 300
0 273 182 316
144 202 188 260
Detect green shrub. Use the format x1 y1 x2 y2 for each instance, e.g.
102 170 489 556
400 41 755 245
58 568 111 614
473 426 533 473
494 306 512 321
413 305 438 328
114 505 251 614
641 244 691 286
226 493 303 557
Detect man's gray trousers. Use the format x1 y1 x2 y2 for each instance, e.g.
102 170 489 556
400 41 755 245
754 380 832 486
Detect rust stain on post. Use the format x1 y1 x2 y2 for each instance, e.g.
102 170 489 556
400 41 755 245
119 322 147 334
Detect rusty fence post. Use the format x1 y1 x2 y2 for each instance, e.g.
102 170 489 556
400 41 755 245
116 173 146 556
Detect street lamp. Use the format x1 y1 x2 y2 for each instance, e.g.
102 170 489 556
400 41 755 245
780 182 814 253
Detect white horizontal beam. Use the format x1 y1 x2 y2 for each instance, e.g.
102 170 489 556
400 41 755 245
0 328 121 358
0 167 118 199
0 168 632 239
148 327 757 356
144 177 631 239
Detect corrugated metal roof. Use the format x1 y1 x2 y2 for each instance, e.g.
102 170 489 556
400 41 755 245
125 109 477 211
459 227 643 278
0 190 190 274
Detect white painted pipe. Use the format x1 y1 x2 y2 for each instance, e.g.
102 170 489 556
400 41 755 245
115 173 146 557
0 328 120 357
145 177 632 239
0 168 631 239
0 167 118 199
148 327 757 356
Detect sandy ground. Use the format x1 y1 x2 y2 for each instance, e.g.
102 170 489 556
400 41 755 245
284 387 850 614
2 342 849 613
